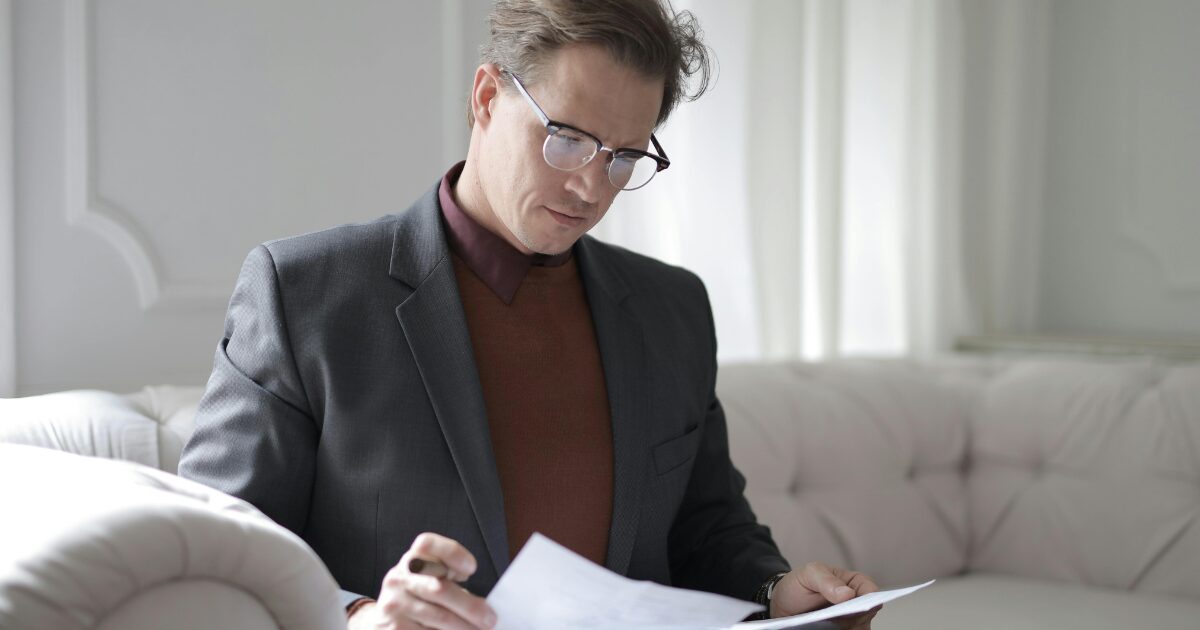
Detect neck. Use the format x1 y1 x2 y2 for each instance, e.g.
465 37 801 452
453 157 535 256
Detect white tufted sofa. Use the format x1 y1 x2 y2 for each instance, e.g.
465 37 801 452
719 357 1200 629
3 357 1200 628
0 387 345 630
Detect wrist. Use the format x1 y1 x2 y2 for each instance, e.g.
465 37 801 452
750 571 788 620
346 598 377 628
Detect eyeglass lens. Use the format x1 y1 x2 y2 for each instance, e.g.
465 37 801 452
542 129 660 191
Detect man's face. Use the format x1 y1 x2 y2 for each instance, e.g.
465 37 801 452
477 45 664 256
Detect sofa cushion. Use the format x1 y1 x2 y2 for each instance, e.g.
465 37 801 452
718 360 985 588
969 360 1200 600
878 573 1200 630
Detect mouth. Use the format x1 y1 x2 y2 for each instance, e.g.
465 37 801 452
544 206 586 227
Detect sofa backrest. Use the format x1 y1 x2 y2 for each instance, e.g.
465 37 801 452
966 360 1200 599
717 359 986 588
0 386 203 473
718 358 1200 600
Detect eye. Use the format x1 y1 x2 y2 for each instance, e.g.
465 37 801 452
554 128 589 144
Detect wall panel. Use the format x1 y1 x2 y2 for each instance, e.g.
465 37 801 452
15 0 486 394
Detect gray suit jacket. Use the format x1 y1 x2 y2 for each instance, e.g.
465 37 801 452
178 181 789 609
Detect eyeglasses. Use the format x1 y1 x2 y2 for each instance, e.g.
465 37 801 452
505 71 670 191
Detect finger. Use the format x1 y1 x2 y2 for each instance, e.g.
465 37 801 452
404 574 497 630
368 608 424 630
831 607 880 630
393 596 479 630
851 605 882 630
833 568 879 596
407 533 478 581
376 580 480 630
799 562 856 604
377 572 490 630
854 610 879 629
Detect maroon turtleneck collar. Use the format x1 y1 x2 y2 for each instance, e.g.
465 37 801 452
438 162 572 305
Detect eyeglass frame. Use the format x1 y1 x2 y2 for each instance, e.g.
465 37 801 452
503 70 671 190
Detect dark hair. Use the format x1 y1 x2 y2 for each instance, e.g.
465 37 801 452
469 0 713 128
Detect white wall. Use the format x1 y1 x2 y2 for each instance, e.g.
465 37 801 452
10 0 491 395
961 0 1200 341
1036 0 1200 338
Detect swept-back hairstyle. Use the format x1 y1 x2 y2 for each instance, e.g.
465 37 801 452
469 0 713 128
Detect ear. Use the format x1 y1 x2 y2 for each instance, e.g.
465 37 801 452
471 63 505 129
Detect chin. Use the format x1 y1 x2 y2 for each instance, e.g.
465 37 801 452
530 239 574 256
517 225 580 256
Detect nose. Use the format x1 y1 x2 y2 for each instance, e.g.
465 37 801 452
563 153 610 206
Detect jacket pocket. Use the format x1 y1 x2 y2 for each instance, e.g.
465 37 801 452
652 424 702 476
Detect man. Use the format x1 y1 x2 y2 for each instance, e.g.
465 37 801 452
180 1 881 628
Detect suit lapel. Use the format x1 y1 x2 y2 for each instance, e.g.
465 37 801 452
389 186 510 578
576 236 650 577
387 193 651 579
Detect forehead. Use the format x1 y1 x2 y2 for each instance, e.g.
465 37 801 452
527 44 663 146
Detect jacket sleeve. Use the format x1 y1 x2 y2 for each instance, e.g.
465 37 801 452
177 244 367 607
666 280 791 602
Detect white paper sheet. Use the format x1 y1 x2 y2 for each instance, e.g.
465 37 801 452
486 532 934 630
487 533 762 629
730 579 937 629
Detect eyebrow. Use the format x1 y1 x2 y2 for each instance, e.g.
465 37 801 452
570 120 650 152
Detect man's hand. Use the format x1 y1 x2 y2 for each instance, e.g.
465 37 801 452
349 533 497 630
769 562 881 629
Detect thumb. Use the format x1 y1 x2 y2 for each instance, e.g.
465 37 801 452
805 564 856 604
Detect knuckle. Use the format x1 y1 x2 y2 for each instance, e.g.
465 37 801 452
384 571 404 588
424 578 445 596
408 599 429 617
413 601 447 624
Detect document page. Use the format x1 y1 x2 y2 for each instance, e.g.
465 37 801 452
731 580 936 629
487 533 762 629
487 532 934 630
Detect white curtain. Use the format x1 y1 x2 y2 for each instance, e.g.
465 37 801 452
592 0 974 362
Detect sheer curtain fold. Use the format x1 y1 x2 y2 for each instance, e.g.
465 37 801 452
595 0 972 361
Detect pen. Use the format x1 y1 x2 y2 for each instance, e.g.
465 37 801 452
408 557 450 579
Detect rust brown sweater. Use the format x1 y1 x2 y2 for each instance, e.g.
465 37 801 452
450 250 614 565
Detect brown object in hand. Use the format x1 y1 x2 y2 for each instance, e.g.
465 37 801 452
407 558 449 579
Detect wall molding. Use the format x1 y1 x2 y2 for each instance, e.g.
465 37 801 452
63 1 230 311
1 0 15 396
1113 2 1200 294
61 1 474 311
956 332 1200 361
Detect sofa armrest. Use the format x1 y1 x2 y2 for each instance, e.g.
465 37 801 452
0 444 344 630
